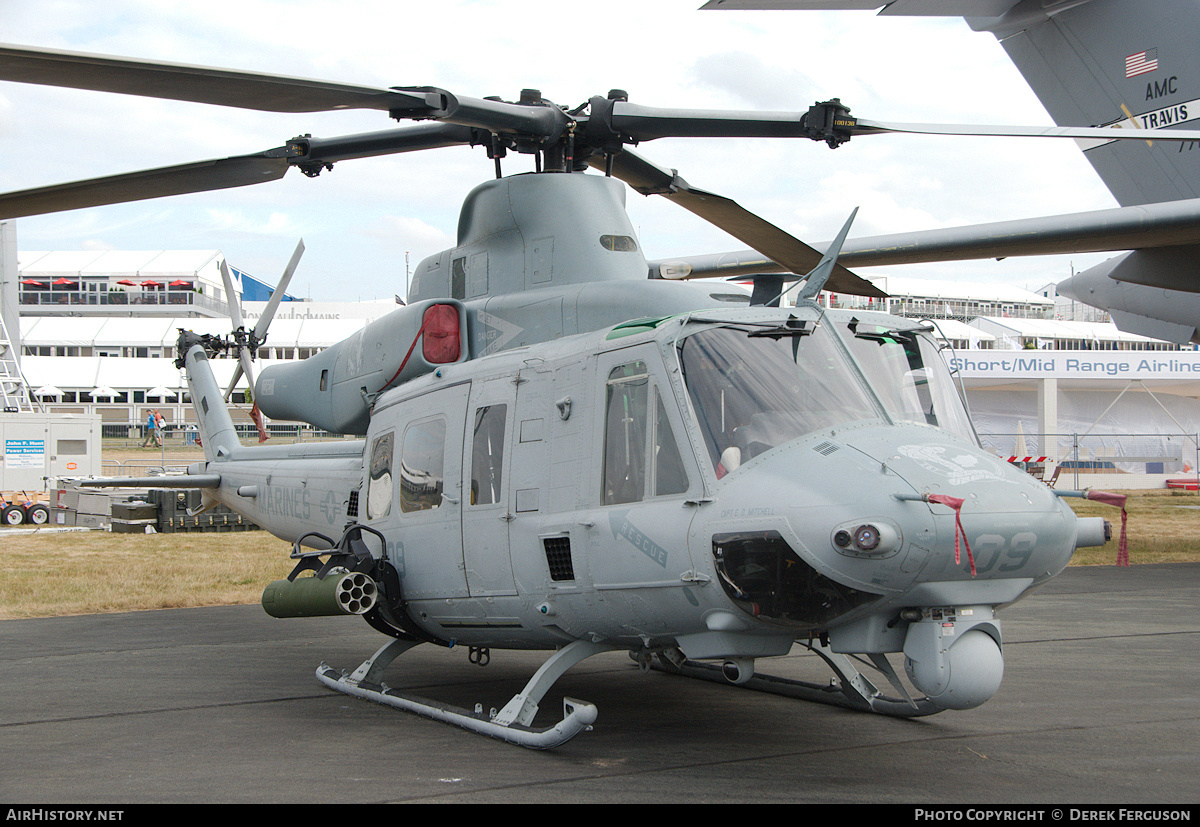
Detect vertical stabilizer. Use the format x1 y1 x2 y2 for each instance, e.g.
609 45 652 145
972 0 1200 206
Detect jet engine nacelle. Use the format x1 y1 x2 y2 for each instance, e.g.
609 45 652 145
255 299 467 436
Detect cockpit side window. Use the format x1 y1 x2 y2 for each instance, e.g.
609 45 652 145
654 391 688 497
602 361 690 505
470 404 507 506
603 362 649 505
843 327 931 425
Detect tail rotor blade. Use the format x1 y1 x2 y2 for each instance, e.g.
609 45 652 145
221 348 268 442
223 362 245 403
246 241 305 445
238 349 257 395
219 257 252 403
252 239 305 342
219 259 245 331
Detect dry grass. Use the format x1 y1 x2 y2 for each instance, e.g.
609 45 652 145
0 529 294 619
1062 488 1200 566
0 439 301 619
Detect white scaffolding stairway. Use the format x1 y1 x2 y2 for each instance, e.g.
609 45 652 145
0 310 35 412
0 220 35 413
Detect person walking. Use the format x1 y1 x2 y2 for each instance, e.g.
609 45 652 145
142 409 159 448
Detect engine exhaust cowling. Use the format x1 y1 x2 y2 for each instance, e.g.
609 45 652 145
255 299 467 435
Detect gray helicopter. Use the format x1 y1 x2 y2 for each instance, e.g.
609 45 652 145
1 43 1170 748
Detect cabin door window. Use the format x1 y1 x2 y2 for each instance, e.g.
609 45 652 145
366 430 394 520
462 381 517 597
400 417 448 513
470 404 507 506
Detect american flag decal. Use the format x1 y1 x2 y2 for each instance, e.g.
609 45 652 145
1126 49 1159 77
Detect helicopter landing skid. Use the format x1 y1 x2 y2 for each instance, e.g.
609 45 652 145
655 640 942 718
316 638 615 749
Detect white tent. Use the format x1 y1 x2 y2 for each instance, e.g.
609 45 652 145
92 318 177 348
21 317 108 347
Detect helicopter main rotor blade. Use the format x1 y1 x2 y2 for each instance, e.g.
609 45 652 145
7 43 1195 147
598 150 885 298
0 43 434 114
0 153 290 220
0 124 479 220
849 117 1200 143
591 98 1200 147
601 99 813 140
298 124 480 163
0 44 569 139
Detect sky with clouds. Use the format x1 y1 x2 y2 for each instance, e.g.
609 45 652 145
0 0 1119 301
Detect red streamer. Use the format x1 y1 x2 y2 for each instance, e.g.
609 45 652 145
1086 490 1129 566
377 316 430 395
926 494 975 576
250 402 269 443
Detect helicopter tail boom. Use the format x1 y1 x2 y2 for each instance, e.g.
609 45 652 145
178 331 244 461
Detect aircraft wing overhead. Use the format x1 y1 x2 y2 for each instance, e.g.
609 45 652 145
648 197 1200 279
699 1 1027 15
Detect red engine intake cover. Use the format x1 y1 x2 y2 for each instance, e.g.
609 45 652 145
422 303 461 364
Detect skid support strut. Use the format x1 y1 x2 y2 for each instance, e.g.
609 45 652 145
317 639 615 749
655 638 942 718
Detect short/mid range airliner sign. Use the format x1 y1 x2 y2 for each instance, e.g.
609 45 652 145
948 351 1200 379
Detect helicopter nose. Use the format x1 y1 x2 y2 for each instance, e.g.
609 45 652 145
865 439 1077 584
702 429 1077 625
698 428 1079 713
827 436 1074 711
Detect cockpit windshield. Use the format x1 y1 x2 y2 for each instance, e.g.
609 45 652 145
678 317 977 477
679 322 880 476
836 320 976 443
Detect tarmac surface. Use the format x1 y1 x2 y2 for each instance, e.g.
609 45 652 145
2 563 1198 805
